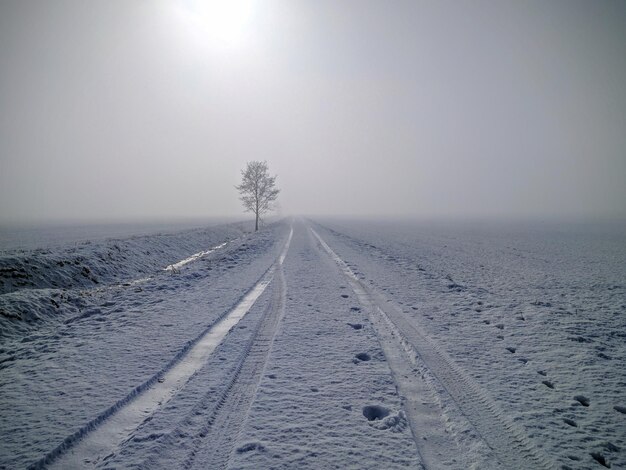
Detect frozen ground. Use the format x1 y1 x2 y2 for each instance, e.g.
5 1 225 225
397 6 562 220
0 217 624 469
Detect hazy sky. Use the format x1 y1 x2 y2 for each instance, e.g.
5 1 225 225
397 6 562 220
1 0 625 223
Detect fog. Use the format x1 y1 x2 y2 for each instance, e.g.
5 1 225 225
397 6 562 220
1 0 625 224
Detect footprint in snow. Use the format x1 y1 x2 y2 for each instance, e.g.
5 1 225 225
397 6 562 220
341 294 349 298
353 353 371 363
236 442 266 454
132 432 164 443
542 380 555 389
363 405 389 421
347 323 363 330
573 395 590 407
363 406 407 433
506 347 516 354
590 452 610 468
563 418 578 427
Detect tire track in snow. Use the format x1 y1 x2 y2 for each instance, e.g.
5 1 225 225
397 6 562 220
185 263 287 470
311 227 554 470
59 240 235 326
30 227 293 470
164 241 229 273
134 230 290 470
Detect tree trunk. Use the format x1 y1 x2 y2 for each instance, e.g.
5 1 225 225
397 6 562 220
255 212 258 231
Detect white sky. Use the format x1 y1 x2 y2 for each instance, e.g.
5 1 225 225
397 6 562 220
1 0 625 223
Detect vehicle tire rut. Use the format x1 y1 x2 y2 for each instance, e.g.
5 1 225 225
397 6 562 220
136 266 287 470
30 227 293 469
311 226 554 470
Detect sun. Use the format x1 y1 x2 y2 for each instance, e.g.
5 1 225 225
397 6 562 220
176 0 256 47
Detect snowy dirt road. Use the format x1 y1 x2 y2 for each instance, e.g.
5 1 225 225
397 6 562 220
2 218 623 469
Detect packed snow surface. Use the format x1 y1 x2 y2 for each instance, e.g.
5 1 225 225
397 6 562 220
0 217 624 469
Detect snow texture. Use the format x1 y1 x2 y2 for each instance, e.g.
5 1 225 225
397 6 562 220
311 218 626 470
0 221 286 468
0 217 624 470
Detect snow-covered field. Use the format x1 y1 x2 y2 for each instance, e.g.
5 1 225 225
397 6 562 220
1 218 624 469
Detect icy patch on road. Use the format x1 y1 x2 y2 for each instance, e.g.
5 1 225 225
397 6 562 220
164 242 228 273
0 223 250 337
112 241 230 287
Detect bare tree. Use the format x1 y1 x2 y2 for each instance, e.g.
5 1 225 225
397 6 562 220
236 161 280 231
